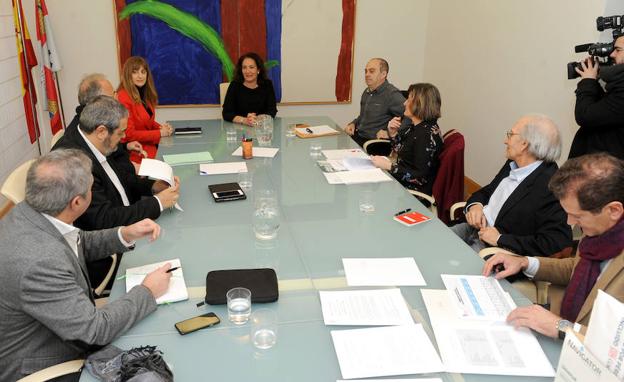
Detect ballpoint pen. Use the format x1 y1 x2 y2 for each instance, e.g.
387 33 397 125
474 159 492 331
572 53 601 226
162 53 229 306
166 266 180 273
305 127 314 134
394 208 412 216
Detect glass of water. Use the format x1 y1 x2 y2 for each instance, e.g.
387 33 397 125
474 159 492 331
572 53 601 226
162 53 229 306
251 308 277 350
309 142 322 157
253 190 280 240
285 123 297 138
238 170 253 191
359 188 375 213
227 287 251 325
226 126 237 142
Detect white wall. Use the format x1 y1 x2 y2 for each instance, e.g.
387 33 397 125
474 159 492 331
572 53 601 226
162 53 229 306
423 0 606 184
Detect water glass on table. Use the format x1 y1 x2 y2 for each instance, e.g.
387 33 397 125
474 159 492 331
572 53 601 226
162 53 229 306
285 123 297 138
238 170 253 191
309 142 322 157
251 308 278 350
227 287 252 325
359 188 376 213
226 126 237 142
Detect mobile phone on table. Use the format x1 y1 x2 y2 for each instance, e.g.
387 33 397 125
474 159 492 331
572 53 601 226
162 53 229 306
175 312 220 335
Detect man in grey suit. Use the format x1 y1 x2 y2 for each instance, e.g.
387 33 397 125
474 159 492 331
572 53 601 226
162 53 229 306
0 149 172 381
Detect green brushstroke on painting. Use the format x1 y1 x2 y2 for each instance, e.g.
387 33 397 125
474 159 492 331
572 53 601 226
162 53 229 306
119 0 235 81
265 60 279 70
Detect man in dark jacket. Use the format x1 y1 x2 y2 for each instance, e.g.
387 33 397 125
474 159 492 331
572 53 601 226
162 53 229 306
570 35 624 160
451 115 573 257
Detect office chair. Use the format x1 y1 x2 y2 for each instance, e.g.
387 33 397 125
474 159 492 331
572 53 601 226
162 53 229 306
17 359 85 382
219 82 230 105
363 139 392 156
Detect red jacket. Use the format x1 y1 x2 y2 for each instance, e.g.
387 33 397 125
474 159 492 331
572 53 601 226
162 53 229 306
117 88 161 163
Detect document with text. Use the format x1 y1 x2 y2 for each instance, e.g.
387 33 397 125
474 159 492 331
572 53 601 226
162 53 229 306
441 274 515 321
231 146 279 158
320 288 414 326
321 148 369 160
342 258 426 286
138 159 183 211
585 290 624 380
199 161 247 175
126 258 188 305
421 289 555 377
331 324 444 379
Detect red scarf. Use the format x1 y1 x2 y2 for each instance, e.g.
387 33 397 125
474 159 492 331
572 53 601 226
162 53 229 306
560 218 624 321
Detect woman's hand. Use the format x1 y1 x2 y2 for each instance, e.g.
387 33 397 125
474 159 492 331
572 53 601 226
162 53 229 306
160 123 173 137
387 117 402 138
370 155 392 171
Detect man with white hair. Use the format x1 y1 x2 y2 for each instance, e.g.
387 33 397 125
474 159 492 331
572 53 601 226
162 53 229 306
451 114 573 257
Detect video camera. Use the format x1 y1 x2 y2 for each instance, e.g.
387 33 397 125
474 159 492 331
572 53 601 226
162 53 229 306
567 15 624 79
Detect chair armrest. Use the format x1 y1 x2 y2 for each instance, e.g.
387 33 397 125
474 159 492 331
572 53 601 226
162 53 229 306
407 190 437 216
17 359 85 382
93 254 117 297
449 202 466 221
362 139 391 156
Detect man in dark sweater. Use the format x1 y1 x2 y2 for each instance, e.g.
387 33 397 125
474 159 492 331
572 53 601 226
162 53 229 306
344 58 406 146
570 35 624 160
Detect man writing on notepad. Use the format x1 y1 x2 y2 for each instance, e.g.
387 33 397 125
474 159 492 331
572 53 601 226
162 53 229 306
0 150 172 381
344 58 406 146
483 153 624 338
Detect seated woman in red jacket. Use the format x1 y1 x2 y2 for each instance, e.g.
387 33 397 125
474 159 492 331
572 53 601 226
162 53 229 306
117 56 173 163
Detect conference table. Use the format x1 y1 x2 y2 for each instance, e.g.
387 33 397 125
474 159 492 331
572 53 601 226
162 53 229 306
80 116 562 381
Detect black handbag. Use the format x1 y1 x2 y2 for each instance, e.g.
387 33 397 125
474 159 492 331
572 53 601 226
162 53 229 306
204 268 278 305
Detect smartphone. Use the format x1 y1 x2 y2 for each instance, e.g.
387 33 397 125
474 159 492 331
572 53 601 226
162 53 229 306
174 126 202 135
214 190 244 199
175 312 220 335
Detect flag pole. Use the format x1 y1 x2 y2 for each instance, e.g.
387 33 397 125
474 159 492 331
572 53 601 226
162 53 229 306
53 71 66 129
15 0 42 155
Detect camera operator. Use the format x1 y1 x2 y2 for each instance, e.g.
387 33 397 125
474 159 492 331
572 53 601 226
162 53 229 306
570 34 624 160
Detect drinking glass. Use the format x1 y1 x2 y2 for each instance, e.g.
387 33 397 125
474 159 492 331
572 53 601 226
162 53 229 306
285 123 297 138
227 287 251 325
253 190 280 240
251 309 277 349
238 170 253 190
309 142 322 157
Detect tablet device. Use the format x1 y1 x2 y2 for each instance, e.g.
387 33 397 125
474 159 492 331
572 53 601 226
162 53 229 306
174 126 202 135
208 182 246 202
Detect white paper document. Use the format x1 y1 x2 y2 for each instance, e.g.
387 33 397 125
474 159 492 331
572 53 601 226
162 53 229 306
295 124 338 135
342 258 426 286
338 380 442 382
138 159 183 211
126 259 188 305
342 157 376 171
322 148 368 160
319 288 414 326
323 172 343 185
555 331 620 382
441 274 515 321
331 324 444 379
323 168 393 185
585 290 624 380
231 146 279 158
199 162 247 175
421 289 555 377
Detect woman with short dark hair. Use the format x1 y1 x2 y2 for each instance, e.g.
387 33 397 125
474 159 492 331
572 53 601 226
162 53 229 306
371 83 443 194
222 52 277 126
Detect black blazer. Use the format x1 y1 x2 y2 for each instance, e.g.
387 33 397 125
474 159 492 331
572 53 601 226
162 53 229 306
467 160 572 257
52 129 160 230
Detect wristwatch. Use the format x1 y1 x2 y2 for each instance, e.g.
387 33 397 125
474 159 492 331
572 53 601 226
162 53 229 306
556 319 581 340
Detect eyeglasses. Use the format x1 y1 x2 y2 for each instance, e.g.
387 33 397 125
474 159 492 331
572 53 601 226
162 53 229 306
505 130 519 139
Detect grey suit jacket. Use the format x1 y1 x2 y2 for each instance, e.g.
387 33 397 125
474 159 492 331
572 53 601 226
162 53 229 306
0 202 157 381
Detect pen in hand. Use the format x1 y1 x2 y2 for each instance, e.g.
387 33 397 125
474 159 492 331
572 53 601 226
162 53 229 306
166 266 180 273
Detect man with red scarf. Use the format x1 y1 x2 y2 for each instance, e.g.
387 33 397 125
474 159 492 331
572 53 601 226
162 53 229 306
483 153 624 338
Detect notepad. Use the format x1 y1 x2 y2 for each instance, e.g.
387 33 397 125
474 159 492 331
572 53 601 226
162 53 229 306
138 159 183 212
393 211 431 226
231 146 279 158
162 151 213 166
125 259 188 305
295 125 340 138
199 162 247 175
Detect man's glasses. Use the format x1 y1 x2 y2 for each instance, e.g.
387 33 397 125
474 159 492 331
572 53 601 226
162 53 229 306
505 130 519 139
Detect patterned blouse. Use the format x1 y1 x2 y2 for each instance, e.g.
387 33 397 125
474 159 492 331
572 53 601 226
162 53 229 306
389 119 443 194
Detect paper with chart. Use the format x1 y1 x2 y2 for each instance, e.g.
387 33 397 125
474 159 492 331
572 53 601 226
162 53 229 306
319 289 414 326
231 146 279 158
138 159 183 211
441 274 515 321
331 324 444 379
199 162 247 175
342 258 426 286
126 259 188 305
421 289 555 377
321 149 369 160
585 290 624 379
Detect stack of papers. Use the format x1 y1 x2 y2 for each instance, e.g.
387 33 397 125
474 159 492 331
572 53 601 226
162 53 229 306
342 258 426 286
126 259 188 305
138 159 183 211
199 162 247 175
321 149 369 160
421 288 555 377
231 146 279 158
295 125 340 138
323 168 393 185
162 151 213 166
319 289 414 326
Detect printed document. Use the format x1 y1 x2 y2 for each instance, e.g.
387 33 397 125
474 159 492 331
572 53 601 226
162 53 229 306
138 159 183 211
199 162 247 175
231 146 279 158
321 148 368 160
342 157 376 171
162 151 213 166
295 125 338 135
441 274 515 321
342 258 426 286
126 259 188 305
585 290 624 379
331 324 444 379
338 379 442 382
555 331 620 382
320 289 414 326
421 289 555 377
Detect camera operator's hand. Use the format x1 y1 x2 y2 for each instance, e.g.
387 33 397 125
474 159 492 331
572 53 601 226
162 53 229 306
575 56 599 79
